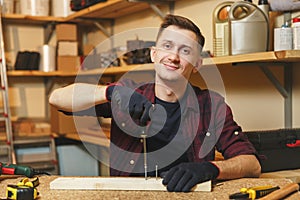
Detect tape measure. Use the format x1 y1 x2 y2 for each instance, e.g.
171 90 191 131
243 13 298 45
6 185 39 200
6 177 40 200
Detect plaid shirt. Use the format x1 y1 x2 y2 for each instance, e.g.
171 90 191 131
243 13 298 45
70 79 257 176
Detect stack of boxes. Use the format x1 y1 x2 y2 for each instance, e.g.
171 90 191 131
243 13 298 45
51 23 80 133
56 23 81 72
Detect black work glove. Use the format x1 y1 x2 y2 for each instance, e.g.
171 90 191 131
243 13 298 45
162 162 219 192
106 85 153 126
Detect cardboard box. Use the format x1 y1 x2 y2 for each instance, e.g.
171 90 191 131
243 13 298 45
57 56 81 72
51 106 77 134
57 41 78 56
56 23 77 41
83 44 95 56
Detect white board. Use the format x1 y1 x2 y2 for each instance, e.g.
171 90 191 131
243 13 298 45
50 177 211 192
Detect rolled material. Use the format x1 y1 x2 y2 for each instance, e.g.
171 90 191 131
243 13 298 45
269 0 300 11
38 45 56 72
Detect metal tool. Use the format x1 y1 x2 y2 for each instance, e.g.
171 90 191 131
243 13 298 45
1 162 50 178
141 134 147 180
229 185 280 199
141 104 156 180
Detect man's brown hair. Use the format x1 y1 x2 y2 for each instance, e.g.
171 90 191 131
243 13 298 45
156 14 205 53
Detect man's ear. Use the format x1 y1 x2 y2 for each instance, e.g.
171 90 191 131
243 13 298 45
193 57 203 73
150 46 156 62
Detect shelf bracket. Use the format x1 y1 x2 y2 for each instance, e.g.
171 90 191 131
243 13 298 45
149 4 166 19
93 21 113 38
259 65 288 98
259 63 293 128
44 22 56 44
128 0 175 19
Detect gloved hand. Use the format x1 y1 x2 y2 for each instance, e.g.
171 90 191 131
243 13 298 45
162 162 219 192
106 85 153 126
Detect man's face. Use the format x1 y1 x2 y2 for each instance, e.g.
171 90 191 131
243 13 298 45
151 25 201 83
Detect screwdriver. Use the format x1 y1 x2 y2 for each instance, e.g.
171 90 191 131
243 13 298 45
141 104 156 180
1 162 50 178
141 134 147 180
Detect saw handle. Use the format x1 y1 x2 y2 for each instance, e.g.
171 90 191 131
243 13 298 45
260 183 299 200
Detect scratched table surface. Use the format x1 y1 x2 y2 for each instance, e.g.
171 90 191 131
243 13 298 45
0 175 299 200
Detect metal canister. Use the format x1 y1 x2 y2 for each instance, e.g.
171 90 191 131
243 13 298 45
212 1 234 57
228 1 269 55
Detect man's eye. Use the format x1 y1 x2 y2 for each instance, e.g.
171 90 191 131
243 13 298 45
180 48 191 55
163 43 172 49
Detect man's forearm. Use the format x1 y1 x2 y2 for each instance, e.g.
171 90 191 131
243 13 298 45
49 83 108 112
211 155 261 180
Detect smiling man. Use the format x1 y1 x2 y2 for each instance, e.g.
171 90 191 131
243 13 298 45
49 14 261 192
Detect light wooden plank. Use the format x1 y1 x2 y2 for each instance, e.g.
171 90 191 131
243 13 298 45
50 177 211 192
260 169 300 183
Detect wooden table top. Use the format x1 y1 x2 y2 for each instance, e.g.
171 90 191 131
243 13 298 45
0 175 299 199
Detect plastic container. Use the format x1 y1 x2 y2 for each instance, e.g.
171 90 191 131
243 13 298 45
20 0 49 16
228 1 269 55
292 18 300 50
258 0 269 20
274 22 293 51
213 1 234 57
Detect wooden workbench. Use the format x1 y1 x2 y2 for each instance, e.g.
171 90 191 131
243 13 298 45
0 176 299 199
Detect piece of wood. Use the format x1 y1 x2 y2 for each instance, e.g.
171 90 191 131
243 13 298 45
260 169 300 183
50 177 211 192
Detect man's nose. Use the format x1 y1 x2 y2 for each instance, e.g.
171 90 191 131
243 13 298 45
167 50 180 62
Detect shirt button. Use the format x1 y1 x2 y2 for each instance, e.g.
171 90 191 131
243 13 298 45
206 132 211 137
130 160 135 165
234 131 239 135
121 122 126 127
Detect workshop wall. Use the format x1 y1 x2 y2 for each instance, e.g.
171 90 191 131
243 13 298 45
4 0 300 131
85 0 300 131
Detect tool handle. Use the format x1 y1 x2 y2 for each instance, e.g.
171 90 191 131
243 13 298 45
260 183 299 200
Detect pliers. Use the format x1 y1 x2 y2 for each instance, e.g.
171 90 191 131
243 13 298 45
229 185 280 199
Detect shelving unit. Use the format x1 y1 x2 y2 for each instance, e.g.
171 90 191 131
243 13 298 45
2 0 172 23
0 0 178 174
6 50 299 129
1 0 299 160
5 50 300 77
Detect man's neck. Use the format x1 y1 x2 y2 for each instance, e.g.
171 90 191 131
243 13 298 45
155 79 188 102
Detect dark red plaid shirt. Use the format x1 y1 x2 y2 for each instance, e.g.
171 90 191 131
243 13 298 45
70 79 257 176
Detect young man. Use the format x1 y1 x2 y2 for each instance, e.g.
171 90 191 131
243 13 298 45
49 14 261 192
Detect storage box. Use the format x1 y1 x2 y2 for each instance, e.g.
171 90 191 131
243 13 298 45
57 56 81 72
246 128 300 172
57 41 78 56
50 106 77 134
56 23 77 41
83 44 95 56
